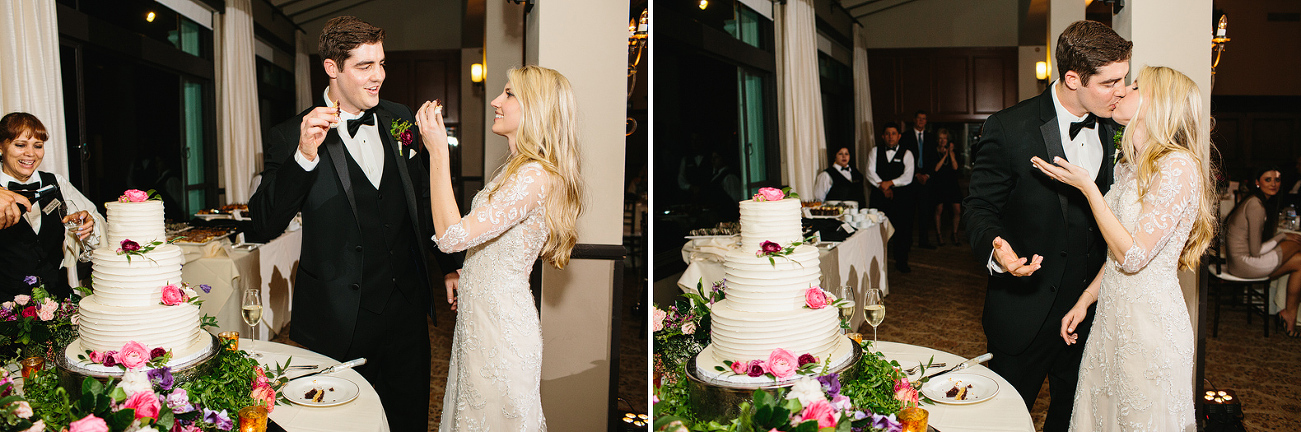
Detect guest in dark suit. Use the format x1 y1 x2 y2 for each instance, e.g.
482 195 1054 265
901 110 939 249
962 20 1130 432
867 123 916 273
814 146 867 208
247 17 458 431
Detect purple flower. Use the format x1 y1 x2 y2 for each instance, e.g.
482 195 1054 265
760 241 781 254
817 373 841 395
203 408 234 430
102 355 117 368
199 284 212 294
871 413 902 432
148 367 174 391
400 130 414 146
746 360 766 377
119 239 141 252
22 276 37 286
150 347 166 359
165 388 193 413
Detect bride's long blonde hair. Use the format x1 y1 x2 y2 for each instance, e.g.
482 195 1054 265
486 65 584 269
1116 66 1217 270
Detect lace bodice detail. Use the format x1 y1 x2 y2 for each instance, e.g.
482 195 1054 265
437 162 550 431
1070 153 1197 432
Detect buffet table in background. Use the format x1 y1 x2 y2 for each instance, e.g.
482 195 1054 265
678 218 893 330
875 341 1033 432
244 339 389 431
179 229 301 341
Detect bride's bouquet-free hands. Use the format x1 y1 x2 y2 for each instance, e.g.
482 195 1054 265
415 99 448 157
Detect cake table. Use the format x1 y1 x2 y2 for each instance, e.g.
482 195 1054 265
874 341 1033 432
242 339 389 432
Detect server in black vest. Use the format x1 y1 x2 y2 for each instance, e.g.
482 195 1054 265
0 112 99 299
866 123 916 273
247 17 458 431
814 146 867 208
962 20 1127 432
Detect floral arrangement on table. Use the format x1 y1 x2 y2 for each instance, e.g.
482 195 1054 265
158 284 210 307
752 187 799 202
653 279 723 377
0 277 80 362
116 189 161 203
717 348 824 381
12 337 292 432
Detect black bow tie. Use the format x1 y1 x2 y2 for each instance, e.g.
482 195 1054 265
840 166 851 172
1069 114 1098 140
346 110 377 136
7 181 39 191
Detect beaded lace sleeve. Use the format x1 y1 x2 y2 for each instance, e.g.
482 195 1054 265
1119 153 1200 273
433 164 549 253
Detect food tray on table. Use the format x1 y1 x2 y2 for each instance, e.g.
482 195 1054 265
170 227 235 245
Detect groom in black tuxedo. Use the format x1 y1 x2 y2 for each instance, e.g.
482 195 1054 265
248 16 457 431
963 20 1130 432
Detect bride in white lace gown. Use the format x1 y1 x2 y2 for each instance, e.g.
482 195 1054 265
416 66 583 431
1033 66 1217 432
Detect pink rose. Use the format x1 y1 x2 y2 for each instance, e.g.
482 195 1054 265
36 299 56 321
13 295 29 306
114 341 150 370
252 385 276 412
730 360 748 375
123 189 149 203
123 389 160 420
11 400 32 418
799 399 838 428
754 187 785 202
805 288 829 309
68 414 107 432
894 377 919 407
746 360 767 377
767 348 798 379
160 285 185 306
653 307 667 332
88 351 104 363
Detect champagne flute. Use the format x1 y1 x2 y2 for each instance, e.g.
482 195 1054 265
59 201 96 262
863 288 885 344
242 289 264 357
838 299 856 333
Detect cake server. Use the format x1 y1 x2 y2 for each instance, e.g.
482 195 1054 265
293 358 366 380
921 353 992 380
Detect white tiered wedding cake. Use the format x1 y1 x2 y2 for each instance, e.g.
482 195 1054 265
695 195 854 385
65 199 212 373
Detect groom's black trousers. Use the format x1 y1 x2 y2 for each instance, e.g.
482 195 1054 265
346 287 432 431
988 303 1089 432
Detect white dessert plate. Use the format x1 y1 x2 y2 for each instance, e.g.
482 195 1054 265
284 376 360 407
921 373 999 405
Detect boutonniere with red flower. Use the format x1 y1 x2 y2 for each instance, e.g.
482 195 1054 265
391 119 415 148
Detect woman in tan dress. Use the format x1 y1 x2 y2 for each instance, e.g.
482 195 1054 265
1225 167 1301 337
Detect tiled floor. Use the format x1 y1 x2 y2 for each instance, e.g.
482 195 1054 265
866 238 1301 430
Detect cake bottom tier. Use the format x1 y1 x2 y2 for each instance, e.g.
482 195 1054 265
75 299 210 360
693 336 855 387
707 301 843 363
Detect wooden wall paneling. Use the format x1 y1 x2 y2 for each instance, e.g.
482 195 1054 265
1212 116 1242 171
384 60 413 109
972 56 1005 114
869 56 899 131
899 56 932 118
935 55 968 115
1250 117 1298 166
1004 56 1019 109
414 57 459 124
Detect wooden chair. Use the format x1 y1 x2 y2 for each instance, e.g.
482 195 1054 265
1205 225 1271 337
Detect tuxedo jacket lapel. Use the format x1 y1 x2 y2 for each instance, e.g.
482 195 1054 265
322 129 363 231
1038 96 1071 220
375 107 422 231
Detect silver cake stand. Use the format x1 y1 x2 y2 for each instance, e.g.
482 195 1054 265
683 338 863 421
54 333 221 390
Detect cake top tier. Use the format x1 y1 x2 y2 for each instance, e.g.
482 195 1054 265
104 201 166 246
738 198 803 251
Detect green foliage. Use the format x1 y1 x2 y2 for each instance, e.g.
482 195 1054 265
21 369 76 429
176 345 261 415
839 344 905 416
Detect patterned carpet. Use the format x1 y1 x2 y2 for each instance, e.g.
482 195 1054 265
863 238 1301 430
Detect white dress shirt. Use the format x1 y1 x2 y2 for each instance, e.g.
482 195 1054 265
814 163 855 201
295 88 387 188
864 146 914 188
1 170 101 236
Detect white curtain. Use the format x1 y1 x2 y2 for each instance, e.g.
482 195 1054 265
852 25 875 186
775 0 827 199
295 31 313 112
218 0 262 204
0 0 69 179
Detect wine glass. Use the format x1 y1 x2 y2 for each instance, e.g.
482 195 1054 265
59 201 97 262
242 289 264 357
863 288 884 345
834 285 856 333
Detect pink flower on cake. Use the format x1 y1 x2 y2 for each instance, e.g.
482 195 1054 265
13 295 29 306
115 341 150 370
160 285 185 306
88 351 104 363
36 299 56 321
123 389 161 420
753 187 785 202
746 360 767 377
798 399 838 428
767 348 799 379
730 360 748 375
121 189 149 203
760 241 781 254
68 415 108 432
118 239 141 253
681 321 696 335
653 307 667 332
150 347 166 359
805 287 830 309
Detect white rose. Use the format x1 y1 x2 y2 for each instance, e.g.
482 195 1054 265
785 376 827 407
681 321 696 334
118 370 152 397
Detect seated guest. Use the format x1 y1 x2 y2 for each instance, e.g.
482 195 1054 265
866 122 916 273
814 146 866 208
1225 166 1301 337
0 112 101 299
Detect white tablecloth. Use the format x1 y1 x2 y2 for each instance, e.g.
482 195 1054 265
180 229 302 341
244 339 389 431
677 220 893 330
874 341 1033 432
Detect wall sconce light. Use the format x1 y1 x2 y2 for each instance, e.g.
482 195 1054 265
471 63 484 84
1035 61 1049 82
1211 14 1230 88
146 11 156 22
699 0 709 10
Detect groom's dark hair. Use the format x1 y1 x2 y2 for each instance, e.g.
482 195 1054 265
319 16 385 68
1055 20 1132 86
